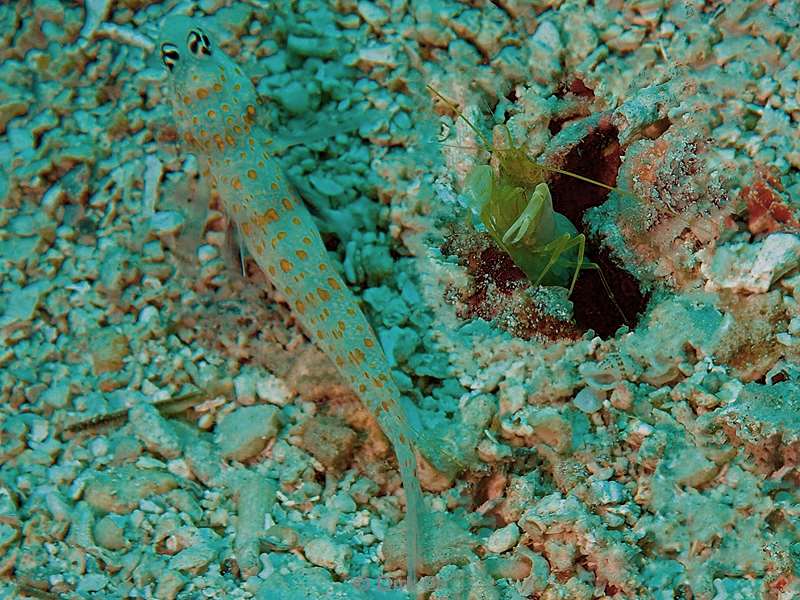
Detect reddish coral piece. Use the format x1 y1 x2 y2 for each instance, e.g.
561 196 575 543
629 137 669 188
742 169 799 235
555 77 595 100
568 78 595 98
440 228 581 341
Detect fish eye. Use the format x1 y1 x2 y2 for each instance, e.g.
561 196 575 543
161 43 180 70
187 29 212 57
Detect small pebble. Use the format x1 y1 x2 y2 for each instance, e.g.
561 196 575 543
357 1 389 27
485 523 520 554
129 403 182 460
573 387 603 413
169 542 217 574
149 211 185 236
76 574 109 593
197 244 219 263
304 537 351 576
309 172 345 196
328 492 357 513
589 480 626 505
94 515 127 550
215 405 280 461
155 571 186 600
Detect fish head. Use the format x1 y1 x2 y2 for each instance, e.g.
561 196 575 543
158 15 259 149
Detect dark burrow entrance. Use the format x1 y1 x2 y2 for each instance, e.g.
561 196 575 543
547 121 649 338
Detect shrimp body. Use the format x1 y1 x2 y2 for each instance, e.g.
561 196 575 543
158 16 423 587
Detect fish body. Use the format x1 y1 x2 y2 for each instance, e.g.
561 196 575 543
158 15 423 587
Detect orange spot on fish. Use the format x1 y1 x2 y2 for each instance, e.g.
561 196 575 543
207 109 216 119
247 169 257 180
213 83 223 92
280 259 293 272
271 182 279 191
327 277 341 290
231 176 242 190
291 216 301 225
364 338 374 348
282 198 293 210
296 249 308 260
302 237 312 245
253 209 279 227
296 300 306 314
196 88 209 100
318 263 327 272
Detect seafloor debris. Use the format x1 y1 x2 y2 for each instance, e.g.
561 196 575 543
3 0 800 599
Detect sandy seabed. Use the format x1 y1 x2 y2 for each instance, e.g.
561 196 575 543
2 1 800 599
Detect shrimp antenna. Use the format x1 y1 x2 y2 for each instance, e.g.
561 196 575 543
427 85 494 151
427 85 635 199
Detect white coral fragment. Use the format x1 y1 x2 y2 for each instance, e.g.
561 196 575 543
702 233 800 293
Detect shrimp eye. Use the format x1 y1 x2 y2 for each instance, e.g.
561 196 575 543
161 43 180 70
187 29 212 56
